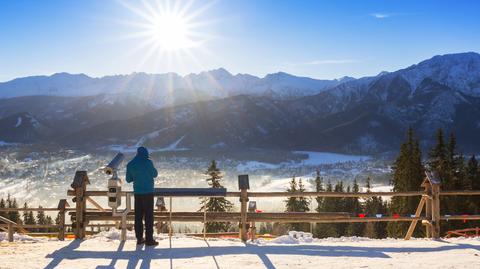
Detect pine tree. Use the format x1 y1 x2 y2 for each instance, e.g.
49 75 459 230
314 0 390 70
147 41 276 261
45 215 54 232
363 177 387 238
37 205 47 232
285 177 310 231
429 131 467 231
199 160 233 232
314 170 325 213
0 198 6 218
22 202 36 226
388 128 424 238
346 179 363 236
466 155 480 213
315 179 338 238
454 154 470 220
297 179 310 212
285 176 299 212
333 181 348 235
429 129 447 182
7 196 22 224
466 155 478 189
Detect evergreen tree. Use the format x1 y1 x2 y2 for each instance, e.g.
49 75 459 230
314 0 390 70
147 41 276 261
315 179 338 238
387 128 424 238
45 215 54 232
297 179 310 212
7 196 21 224
0 198 6 218
429 131 467 231
363 177 388 238
466 155 480 213
314 170 325 213
346 179 363 236
199 160 233 232
285 177 310 231
36 206 47 232
22 202 36 227
332 181 347 235
429 129 447 183
285 176 298 212
468 155 480 189
453 154 470 220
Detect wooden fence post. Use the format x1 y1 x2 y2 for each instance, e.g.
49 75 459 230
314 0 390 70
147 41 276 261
238 175 250 242
71 171 89 240
431 183 441 238
421 177 433 238
57 199 69 241
8 222 14 242
425 171 441 239
404 197 426 240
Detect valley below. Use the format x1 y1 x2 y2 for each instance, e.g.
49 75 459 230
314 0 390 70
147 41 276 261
0 143 391 212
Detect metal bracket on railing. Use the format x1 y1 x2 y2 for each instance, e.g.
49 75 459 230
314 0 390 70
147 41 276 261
112 192 132 241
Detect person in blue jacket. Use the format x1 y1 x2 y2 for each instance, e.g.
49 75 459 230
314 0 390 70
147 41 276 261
126 147 159 246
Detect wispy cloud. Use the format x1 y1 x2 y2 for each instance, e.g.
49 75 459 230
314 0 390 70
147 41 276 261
283 59 358 66
370 13 392 19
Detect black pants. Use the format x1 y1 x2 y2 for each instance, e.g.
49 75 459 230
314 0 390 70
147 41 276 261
134 194 154 242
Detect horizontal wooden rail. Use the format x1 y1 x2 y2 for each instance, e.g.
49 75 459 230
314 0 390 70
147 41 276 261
67 189 429 198
0 224 61 229
67 190 241 197
67 189 480 198
441 215 480 220
71 210 429 224
440 191 480 196
0 208 75 212
247 191 425 198
66 189 480 199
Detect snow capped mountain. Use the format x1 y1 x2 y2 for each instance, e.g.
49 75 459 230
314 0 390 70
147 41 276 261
389 52 480 96
1 52 480 153
0 69 347 105
289 52 480 152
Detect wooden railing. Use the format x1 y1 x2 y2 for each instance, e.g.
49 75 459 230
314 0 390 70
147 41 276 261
3 171 480 243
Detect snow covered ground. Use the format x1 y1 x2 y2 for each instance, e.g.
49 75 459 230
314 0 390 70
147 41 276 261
1 230 480 268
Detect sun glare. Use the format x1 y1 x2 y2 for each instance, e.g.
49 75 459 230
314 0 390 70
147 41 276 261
116 0 219 83
151 12 193 51
119 0 211 55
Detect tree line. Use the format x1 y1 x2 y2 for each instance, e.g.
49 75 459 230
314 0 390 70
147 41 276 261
262 128 480 238
0 195 58 232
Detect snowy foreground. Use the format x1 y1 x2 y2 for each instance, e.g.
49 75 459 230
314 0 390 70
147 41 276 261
1 231 480 269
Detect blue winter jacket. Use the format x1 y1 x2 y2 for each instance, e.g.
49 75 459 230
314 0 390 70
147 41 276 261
126 147 158 194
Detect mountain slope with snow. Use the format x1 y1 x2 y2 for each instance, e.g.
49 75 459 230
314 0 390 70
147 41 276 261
0 112 51 142
1 52 480 153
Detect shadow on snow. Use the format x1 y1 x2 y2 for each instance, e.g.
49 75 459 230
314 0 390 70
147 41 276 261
44 239 480 269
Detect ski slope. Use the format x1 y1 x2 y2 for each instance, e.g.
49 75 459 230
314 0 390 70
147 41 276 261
1 230 480 268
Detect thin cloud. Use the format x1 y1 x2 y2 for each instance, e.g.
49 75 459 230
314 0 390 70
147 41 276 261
370 13 392 19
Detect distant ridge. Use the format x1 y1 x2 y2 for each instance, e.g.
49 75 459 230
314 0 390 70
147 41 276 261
1 52 479 153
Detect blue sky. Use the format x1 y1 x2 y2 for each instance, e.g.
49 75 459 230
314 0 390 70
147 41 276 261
0 0 479 81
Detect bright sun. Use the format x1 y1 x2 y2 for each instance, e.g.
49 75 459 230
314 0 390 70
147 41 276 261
151 12 194 51
120 1 208 54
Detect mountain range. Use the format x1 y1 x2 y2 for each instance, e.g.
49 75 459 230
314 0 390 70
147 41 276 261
0 52 479 154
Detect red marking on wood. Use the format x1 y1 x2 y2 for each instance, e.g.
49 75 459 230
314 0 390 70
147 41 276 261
393 214 400 219
358 213 365 218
